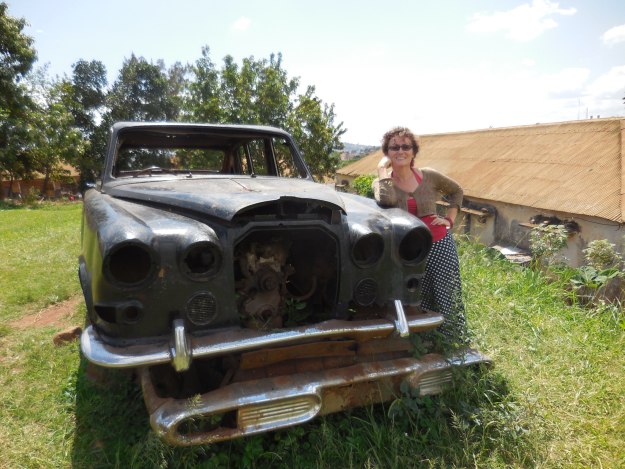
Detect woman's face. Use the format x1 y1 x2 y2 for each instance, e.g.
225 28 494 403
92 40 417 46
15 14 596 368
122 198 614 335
387 135 414 169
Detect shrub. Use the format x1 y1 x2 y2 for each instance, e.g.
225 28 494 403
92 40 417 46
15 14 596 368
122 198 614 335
529 224 568 267
571 239 624 307
23 187 41 208
351 174 375 198
583 239 621 270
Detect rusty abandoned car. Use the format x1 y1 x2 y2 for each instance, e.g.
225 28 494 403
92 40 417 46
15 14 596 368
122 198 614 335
79 122 489 446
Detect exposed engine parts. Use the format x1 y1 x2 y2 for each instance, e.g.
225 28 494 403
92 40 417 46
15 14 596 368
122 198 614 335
235 238 293 328
234 231 339 329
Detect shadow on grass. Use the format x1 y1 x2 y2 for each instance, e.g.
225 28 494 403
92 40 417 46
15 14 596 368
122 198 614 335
70 359 538 468
70 357 153 468
70 357 256 468
266 365 539 469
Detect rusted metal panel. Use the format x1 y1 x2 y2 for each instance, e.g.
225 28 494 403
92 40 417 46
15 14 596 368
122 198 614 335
239 339 357 370
140 350 490 446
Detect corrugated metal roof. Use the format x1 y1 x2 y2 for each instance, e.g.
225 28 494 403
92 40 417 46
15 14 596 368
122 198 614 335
337 118 625 223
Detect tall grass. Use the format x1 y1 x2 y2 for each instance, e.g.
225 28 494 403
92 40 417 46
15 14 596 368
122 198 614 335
459 239 625 468
0 206 623 468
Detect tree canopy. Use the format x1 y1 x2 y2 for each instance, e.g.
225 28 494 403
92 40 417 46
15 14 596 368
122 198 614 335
0 3 345 196
0 3 37 194
0 2 36 116
186 47 344 178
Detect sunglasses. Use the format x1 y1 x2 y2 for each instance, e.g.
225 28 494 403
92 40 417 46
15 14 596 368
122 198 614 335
388 144 414 152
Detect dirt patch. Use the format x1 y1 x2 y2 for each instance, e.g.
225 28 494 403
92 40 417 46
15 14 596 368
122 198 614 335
10 296 83 330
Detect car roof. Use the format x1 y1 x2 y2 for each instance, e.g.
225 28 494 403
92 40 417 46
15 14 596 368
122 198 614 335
111 121 292 138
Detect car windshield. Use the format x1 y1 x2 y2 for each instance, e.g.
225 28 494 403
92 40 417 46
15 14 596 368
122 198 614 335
112 130 306 179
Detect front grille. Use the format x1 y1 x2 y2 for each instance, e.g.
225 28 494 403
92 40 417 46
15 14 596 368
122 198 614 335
354 278 377 306
187 293 218 325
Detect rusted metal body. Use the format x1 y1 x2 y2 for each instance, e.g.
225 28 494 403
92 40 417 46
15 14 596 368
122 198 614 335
139 343 486 446
79 122 489 446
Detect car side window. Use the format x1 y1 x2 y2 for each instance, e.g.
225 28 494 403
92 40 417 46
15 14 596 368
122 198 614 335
246 140 269 175
273 138 299 178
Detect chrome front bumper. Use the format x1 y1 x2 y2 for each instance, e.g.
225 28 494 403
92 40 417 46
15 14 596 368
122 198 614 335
81 302 443 372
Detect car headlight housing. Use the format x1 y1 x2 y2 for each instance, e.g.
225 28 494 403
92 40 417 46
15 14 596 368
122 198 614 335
104 241 157 287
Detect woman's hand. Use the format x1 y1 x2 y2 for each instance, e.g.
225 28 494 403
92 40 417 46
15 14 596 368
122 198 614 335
377 156 391 178
377 156 391 169
431 215 453 228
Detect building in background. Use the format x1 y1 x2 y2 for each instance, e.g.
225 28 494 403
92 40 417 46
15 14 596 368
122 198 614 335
1 164 80 199
336 118 625 267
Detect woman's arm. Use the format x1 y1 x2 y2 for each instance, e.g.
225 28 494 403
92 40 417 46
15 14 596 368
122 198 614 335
445 206 458 228
377 156 391 179
373 156 397 206
425 168 462 228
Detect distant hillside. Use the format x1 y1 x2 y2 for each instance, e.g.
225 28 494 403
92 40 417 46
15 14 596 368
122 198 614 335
339 143 378 162
341 142 378 154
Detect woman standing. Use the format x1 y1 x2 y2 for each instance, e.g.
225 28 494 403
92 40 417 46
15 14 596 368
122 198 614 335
373 126 468 345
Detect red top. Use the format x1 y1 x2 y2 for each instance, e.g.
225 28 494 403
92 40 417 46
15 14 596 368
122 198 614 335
406 170 447 242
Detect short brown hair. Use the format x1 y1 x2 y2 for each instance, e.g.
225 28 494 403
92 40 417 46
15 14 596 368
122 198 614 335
381 127 420 157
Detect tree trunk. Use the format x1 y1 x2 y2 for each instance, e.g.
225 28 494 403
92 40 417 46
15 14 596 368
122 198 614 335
42 168 51 199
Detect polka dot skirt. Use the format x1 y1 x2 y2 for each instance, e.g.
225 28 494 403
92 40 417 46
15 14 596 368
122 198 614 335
420 232 468 341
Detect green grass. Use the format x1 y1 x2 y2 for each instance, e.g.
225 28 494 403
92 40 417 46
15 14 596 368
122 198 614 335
0 205 624 468
0 202 83 322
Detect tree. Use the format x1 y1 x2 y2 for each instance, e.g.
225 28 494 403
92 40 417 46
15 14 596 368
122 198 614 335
106 54 179 122
69 59 107 132
187 48 344 179
25 75 85 196
0 2 36 116
219 54 255 124
0 118 35 195
287 86 345 180
187 46 223 122
255 53 298 126
0 2 37 199
68 59 108 185
165 61 190 122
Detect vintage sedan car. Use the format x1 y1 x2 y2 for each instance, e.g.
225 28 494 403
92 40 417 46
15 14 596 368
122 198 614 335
79 122 488 446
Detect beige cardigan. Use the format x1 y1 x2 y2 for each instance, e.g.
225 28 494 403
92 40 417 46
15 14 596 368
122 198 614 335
372 167 463 216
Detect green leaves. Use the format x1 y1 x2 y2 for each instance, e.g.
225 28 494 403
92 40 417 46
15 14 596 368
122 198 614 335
0 2 36 114
351 174 375 198
3 31 346 189
570 265 621 290
108 54 181 122
529 224 568 267
187 49 345 180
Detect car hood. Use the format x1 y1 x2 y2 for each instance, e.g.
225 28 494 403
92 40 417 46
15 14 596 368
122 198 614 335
105 177 346 221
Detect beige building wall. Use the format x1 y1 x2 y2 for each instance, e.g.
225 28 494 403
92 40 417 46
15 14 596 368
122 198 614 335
458 197 624 267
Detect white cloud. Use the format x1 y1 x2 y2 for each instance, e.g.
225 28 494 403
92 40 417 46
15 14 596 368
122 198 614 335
467 0 576 42
232 17 251 31
542 67 590 95
601 24 625 46
332 60 622 143
586 65 625 99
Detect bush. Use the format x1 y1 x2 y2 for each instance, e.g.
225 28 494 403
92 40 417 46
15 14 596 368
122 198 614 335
351 174 375 198
583 239 621 270
529 224 568 267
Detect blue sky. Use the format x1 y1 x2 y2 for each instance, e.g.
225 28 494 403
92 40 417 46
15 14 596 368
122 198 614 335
7 0 625 144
